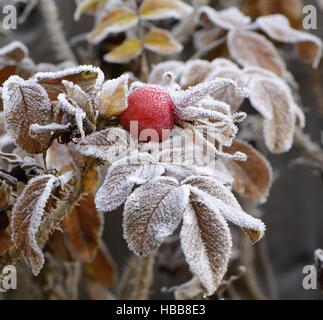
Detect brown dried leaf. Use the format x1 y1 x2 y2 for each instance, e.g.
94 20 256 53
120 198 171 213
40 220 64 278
84 241 117 287
197 6 251 30
227 29 286 76
223 139 273 203
139 0 193 21
63 193 103 263
180 60 212 89
76 127 132 162
0 229 12 255
2 76 52 154
143 28 183 55
123 177 189 255
74 0 109 20
11 174 69 275
205 67 245 112
257 14 322 68
89 8 139 44
148 60 184 84
0 41 28 63
103 38 142 64
250 77 295 153
99 74 128 118
180 199 232 295
34 65 104 100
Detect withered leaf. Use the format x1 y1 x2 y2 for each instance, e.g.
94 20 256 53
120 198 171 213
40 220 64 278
2 75 52 154
76 127 132 162
148 60 184 84
63 193 103 263
123 177 190 256
180 60 212 89
95 153 165 212
0 229 12 255
99 74 128 118
184 176 266 242
205 67 245 112
143 28 183 55
227 29 286 76
74 0 108 20
257 14 322 68
103 38 142 64
197 6 251 30
11 173 71 275
0 41 28 63
89 7 139 44
84 241 117 287
180 200 232 295
250 77 295 153
139 0 193 21
223 139 273 203
34 65 104 100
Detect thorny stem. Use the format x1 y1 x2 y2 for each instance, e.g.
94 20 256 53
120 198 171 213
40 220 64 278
39 0 77 64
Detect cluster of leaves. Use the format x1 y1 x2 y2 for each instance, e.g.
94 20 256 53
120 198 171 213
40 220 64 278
75 0 192 63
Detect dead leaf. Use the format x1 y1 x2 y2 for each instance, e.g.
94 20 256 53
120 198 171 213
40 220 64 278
257 14 322 68
0 229 12 255
223 139 273 203
103 38 142 64
123 177 189 255
63 193 103 263
143 28 183 55
180 60 212 89
2 75 53 154
99 74 128 118
227 29 286 76
139 0 192 21
74 0 109 21
89 8 139 44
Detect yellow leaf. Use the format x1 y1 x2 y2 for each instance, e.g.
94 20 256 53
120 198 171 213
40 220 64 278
144 28 183 55
104 38 142 64
74 0 109 21
89 8 139 44
99 75 128 118
139 0 193 20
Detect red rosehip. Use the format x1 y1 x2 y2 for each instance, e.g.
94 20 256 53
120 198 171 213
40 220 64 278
118 86 175 142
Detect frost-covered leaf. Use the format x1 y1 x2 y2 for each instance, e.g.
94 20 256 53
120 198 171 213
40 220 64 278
205 67 245 112
0 41 28 63
76 127 132 162
180 199 232 295
139 0 193 21
34 65 104 100
84 241 117 287
95 153 165 212
57 93 87 139
2 76 52 154
250 77 295 153
63 193 103 263
103 38 142 64
89 8 139 44
257 14 322 68
193 27 225 48
180 60 212 89
74 0 108 20
197 6 251 30
227 29 286 76
184 176 265 242
211 58 239 70
143 28 183 55
99 74 128 118
11 174 71 275
223 140 273 203
148 60 184 84
123 177 189 256
62 80 95 122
